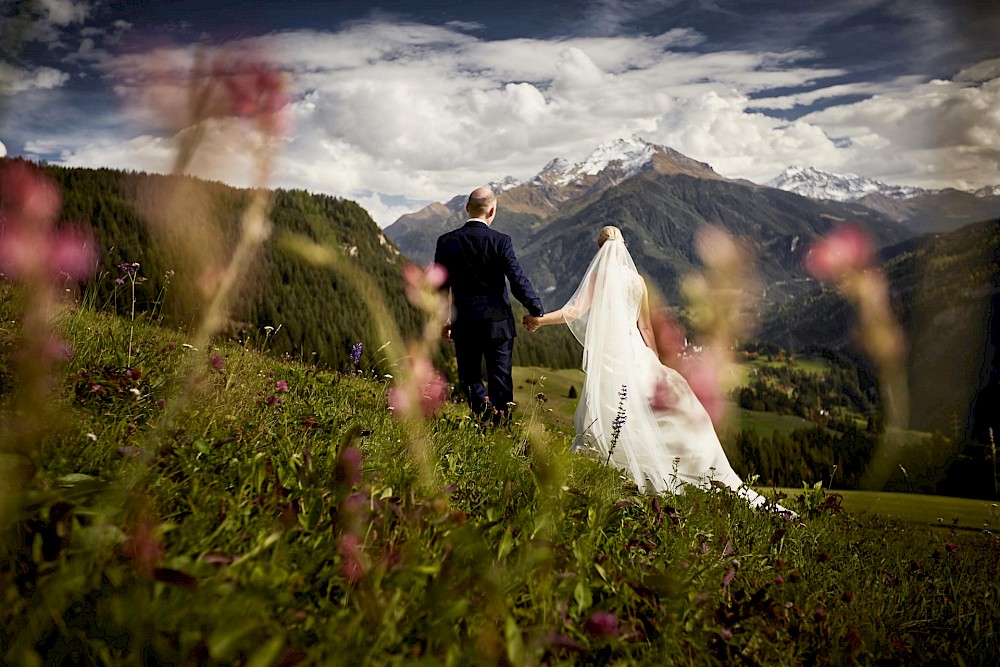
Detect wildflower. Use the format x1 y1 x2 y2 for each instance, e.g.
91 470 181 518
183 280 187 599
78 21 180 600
388 354 447 419
210 354 225 372
720 628 733 640
122 515 164 575
773 576 785 585
0 162 97 282
217 59 290 135
584 611 620 638
338 533 368 584
115 277 125 285
722 569 736 587
607 385 628 464
677 351 726 424
403 262 449 318
804 224 873 281
334 446 364 489
814 606 827 621
275 379 289 393
649 378 677 413
350 342 363 370
945 542 959 554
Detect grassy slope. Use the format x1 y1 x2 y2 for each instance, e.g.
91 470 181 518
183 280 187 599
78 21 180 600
2 299 999 665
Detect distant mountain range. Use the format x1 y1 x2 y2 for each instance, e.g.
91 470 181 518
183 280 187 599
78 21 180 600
766 166 1000 234
385 138 915 309
386 137 999 309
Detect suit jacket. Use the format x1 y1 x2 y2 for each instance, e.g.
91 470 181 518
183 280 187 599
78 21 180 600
434 219 544 340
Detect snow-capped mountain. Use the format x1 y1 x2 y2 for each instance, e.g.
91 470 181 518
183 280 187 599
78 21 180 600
975 184 1000 198
535 137 657 186
767 166 931 202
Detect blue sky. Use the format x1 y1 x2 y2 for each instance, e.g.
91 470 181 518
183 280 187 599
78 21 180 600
2 0 998 225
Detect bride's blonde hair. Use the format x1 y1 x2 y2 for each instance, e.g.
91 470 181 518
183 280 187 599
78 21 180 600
597 225 623 247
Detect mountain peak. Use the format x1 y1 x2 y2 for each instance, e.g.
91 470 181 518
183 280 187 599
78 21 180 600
534 136 719 188
767 166 930 202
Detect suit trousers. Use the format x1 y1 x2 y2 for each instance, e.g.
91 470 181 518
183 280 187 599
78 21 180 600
453 334 514 417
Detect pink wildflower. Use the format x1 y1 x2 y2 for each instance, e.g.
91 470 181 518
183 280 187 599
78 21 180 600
584 611 620 638
0 162 97 282
650 308 686 366
334 446 364 488
804 224 874 281
649 378 678 413
677 352 726 424
123 515 164 575
275 379 288 392
338 533 368 584
388 355 447 419
210 354 224 372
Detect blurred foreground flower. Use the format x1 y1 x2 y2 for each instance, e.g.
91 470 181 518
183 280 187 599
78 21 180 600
0 161 97 282
804 224 908 428
0 160 97 530
672 225 759 426
388 351 447 419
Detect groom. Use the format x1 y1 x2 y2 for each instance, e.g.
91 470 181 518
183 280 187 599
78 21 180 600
434 186 544 424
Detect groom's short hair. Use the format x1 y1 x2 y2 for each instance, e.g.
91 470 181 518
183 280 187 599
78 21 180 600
467 187 496 217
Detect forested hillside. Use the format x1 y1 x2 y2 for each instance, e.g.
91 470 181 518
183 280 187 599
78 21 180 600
759 218 999 441
9 159 583 372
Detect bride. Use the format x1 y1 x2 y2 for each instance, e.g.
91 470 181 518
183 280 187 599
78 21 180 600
525 226 780 510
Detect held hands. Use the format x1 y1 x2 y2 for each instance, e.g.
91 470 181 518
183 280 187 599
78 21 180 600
523 314 542 333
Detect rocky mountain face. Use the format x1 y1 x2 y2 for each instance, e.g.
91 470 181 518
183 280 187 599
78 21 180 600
766 166 1000 234
385 139 912 309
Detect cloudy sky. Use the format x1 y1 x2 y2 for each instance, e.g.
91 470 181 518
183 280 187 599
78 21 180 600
2 0 998 225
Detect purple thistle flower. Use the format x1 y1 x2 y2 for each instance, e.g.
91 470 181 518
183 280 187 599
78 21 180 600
114 277 125 285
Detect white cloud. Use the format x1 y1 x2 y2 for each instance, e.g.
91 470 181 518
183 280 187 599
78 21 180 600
39 0 92 26
0 139 7 157
4 66 71 92
28 18 1000 226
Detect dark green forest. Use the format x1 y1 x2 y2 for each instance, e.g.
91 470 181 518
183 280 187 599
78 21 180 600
17 159 582 374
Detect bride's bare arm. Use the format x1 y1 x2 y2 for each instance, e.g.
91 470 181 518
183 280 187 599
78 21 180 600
524 272 596 331
637 278 659 356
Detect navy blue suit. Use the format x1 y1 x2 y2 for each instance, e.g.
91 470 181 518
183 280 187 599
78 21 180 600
435 219 544 419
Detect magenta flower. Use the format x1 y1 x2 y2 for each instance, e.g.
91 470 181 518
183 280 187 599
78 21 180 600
220 61 289 117
210 354 224 372
584 611 620 638
334 446 364 488
275 379 289 392
649 378 678 413
677 352 726 424
338 533 367 584
0 162 97 282
804 224 874 281
388 355 447 419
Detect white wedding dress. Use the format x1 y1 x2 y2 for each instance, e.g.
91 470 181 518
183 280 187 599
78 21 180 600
562 238 777 510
